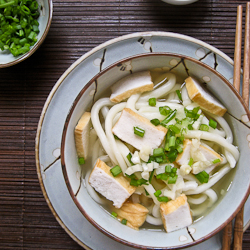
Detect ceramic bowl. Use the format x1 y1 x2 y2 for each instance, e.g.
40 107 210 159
0 0 53 68
161 0 199 5
61 53 250 249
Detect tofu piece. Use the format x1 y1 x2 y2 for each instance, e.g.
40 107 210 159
88 159 136 208
112 108 168 150
160 194 192 233
113 201 149 230
176 139 192 165
74 112 91 159
185 76 227 116
176 139 223 174
192 144 223 174
110 71 154 103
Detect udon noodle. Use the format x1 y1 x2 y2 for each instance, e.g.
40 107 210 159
75 70 239 232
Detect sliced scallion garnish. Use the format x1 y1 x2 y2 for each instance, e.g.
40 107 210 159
199 124 209 131
212 158 221 164
110 165 122 177
149 97 156 106
150 118 160 126
209 119 217 129
134 126 145 137
78 157 85 165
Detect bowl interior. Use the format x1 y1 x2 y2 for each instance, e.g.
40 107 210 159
0 0 53 68
61 53 250 249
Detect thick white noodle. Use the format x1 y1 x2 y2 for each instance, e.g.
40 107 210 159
190 189 218 217
182 181 198 191
208 113 236 168
126 93 141 111
116 140 132 167
146 214 163 226
143 184 160 206
152 204 161 218
105 102 128 173
91 98 117 163
139 72 176 101
101 106 109 119
184 130 239 161
184 164 231 195
187 194 207 205
204 189 218 207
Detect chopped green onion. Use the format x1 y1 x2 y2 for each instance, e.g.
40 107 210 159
0 0 40 56
188 158 193 166
166 149 178 162
165 165 172 173
110 165 122 177
126 153 134 165
161 109 177 126
154 190 162 197
172 167 177 173
149 97 156 106
145 188 149 196
199 124 209 131
150 118 160 126
188 124 193 130
168 125 181 134
212 158 221 164
185 107 200 120
111 212 118 218
159 106 172 116
155 157 163 163
176 144 183 153
168 176 177 184
169 136 176 147
78 157 85 165
157 196 169 202
209 119 217 129
195 171 209 184
176 90 182 101
153 147 164 157
134 126 145 137
121 219 127 225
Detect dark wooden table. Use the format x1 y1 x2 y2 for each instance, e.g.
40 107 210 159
1 0 250 249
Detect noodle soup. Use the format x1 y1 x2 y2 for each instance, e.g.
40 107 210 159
61 53 250 249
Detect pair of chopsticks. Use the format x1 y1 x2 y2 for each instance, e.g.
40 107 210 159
222 3 250 250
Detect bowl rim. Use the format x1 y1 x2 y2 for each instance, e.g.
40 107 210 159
60 52 250 249
0 0 53 69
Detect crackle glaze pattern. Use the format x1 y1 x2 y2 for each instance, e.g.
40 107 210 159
36 32 250 250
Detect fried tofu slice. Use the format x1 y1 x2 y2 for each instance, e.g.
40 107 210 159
113 201 149 230
74 112 91 159
112 108 168 150
185 76 227 116
176 139 223 174
88 159 136 208
110 71 154 103
160 194 192 233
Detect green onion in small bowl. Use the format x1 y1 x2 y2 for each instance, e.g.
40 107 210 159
0 0 53 68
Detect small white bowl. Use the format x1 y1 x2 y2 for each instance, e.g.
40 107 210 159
61 53 250 249
0 0 53 68
161 0 199 5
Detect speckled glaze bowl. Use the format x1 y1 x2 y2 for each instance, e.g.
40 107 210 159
0 0 53 68
60 53 250 249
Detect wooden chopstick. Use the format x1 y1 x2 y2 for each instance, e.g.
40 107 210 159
242 2 250 107
233 5 243 92
223 3 250 250
232 3 250 250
